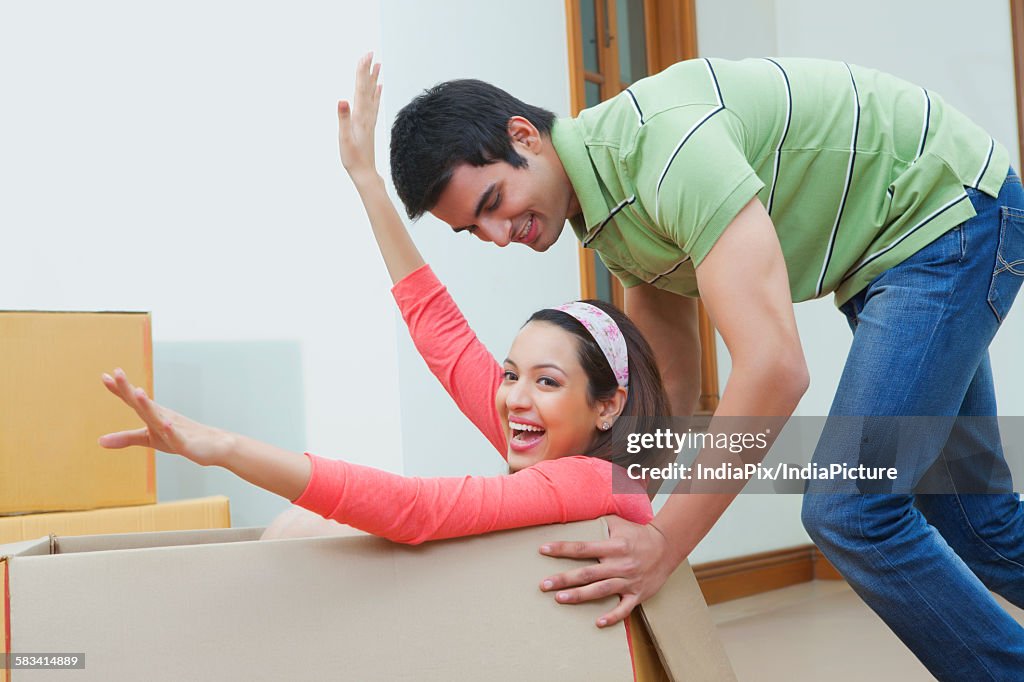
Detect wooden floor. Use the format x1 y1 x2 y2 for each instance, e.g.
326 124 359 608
709 581 1024 681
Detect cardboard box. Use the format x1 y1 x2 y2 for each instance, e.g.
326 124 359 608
0 519 736 681
0 311 155 515
0 497 230 545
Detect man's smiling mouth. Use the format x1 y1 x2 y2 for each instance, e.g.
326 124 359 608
514 214 537 243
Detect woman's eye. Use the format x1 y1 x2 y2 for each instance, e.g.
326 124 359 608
538 376 560 388
502 370 518 381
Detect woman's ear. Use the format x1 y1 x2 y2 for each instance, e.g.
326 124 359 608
595 386 629 430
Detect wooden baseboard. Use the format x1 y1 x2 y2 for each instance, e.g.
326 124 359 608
810 547 845 581
693 544 844 605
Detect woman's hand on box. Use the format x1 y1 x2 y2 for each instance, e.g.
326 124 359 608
98 368 234 467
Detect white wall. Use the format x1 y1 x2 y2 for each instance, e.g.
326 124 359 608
4 0 1017 561
0 1 404 527
690 0 1022 562
696 0 779 59
0 0 579 525
379 0 581 478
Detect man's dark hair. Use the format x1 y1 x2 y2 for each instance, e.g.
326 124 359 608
390 79 556 220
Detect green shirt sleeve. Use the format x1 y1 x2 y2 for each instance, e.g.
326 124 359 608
631 107 765 266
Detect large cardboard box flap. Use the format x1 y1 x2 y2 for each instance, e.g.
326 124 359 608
0 311 155 515
0 497 230 545
1 518 735 681
639 552 737 680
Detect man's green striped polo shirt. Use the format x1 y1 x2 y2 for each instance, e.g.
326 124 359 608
551 57 1009 305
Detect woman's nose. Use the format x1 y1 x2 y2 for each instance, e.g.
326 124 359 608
506 381 531 409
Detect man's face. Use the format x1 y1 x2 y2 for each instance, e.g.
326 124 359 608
430 120 579 252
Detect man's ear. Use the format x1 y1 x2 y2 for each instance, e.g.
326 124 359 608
507 116 542 151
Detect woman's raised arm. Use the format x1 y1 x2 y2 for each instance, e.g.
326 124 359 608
338 54 506 454
339 52 424 284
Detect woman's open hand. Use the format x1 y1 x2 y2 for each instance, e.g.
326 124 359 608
98 368 234 468
338 52 382 181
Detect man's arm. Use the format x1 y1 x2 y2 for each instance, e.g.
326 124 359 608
624 283 701 417
539 198 809 626
648 197 808 564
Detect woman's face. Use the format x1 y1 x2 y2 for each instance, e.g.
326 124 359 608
495 321 609 472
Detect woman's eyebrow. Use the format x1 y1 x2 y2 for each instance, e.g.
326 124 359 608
532 363 566 373
503 360 566 374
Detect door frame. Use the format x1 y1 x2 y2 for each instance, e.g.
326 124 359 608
565 0 719 414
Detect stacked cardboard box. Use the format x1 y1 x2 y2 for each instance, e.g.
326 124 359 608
0 496 230 545
0 312 230 542
0 519 737 681
1 311 155 514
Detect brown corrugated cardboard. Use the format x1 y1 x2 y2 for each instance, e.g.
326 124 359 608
639 550 739 680
0 519 736 681
0 311 155 515
0 497 230 545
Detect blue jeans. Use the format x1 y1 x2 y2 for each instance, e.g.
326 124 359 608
802 170 1024 681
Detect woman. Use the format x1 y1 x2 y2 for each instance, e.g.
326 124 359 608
100 54 671 552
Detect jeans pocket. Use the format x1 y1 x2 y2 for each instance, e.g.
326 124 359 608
987 206 1024 322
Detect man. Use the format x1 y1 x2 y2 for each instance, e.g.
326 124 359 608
390 57 1024 679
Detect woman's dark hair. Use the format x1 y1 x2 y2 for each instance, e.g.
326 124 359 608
527 300 673 487
390 79 556 220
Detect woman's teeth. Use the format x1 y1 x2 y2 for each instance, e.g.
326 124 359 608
509 421 546 452
511 422 546 444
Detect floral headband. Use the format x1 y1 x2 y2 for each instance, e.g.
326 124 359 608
552 302 629 388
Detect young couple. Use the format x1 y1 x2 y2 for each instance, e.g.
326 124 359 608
103 53 1024 680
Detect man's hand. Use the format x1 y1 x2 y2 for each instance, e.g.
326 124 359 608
537 516 681 628
338 52 382 181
